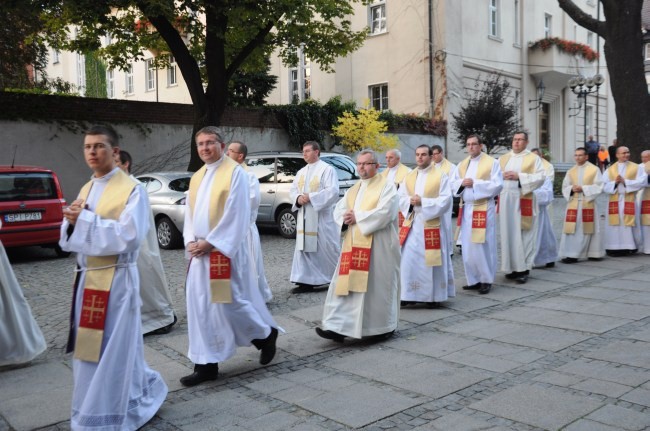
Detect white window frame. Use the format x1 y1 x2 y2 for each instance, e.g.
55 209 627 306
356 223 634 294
52 49 60 64
288 46 310 102
125 64 134 95
489 0 500 39
167 55 177 86
645 43 650 61
369 83 389 111
587 31 594 48
544 13 552 38
369 1 387 35
145 58 156 91
106 69 115 98
76 53 86 95
513 0 520 47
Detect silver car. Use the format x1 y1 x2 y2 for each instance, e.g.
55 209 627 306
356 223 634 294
246 152 359 238
136 172 191 249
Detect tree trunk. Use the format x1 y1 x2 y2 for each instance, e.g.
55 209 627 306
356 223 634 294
187 93 227 171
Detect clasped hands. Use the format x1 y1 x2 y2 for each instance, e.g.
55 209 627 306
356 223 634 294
297 193 311 206
503 171 520 181
572 185 583 193
342 209 356 226
461 178 474 188
614 175 625 185
410 194 422 206
187 239 213 258
63 199 85 225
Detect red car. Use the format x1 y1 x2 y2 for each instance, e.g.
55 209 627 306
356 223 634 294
0 165 69 257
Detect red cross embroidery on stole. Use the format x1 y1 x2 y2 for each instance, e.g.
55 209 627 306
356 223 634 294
210 252 231 279
424 228 440 250
80 290 109 330
350 247 371 271
565 209 578 223
609 201 618 215
339 251 352 275
399 226 409 246
520 198 533 217
642 201 650 214
624 201 635 215
472 211 487 228
582 209 594 222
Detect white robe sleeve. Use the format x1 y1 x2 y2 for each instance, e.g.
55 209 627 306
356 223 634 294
471 161 503 200
354 183 398 236
450 165 463 197
333 192 349 228
182 191 195 251
582 170 604 202
420 174 452 221
397 178 411 217
623 166 647 193
59 185 149 256
602 170 617 195
519 156 546 195
561 173 572 201
309 165 340 212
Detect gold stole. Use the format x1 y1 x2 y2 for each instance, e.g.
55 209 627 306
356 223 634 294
296 164 323 250
641 161 650 226
456 154 494 243
499 152 537 230
403 168 443 266
564 163 598 234
75 170 137 363
607 162 638 226
335 175 385 296
436 158 453 175
188 157 238 303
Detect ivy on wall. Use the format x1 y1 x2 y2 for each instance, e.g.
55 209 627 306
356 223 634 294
84 51 107 98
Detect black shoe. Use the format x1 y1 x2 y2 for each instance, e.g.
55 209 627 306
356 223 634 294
369 330 395 341
291 283 315 294
145 313 178 336
505 272 519 280
462 283 481 290
315 327 345 343
562 257 578 264
587 257 603 261
516 274 528 284
252 327 278 365
400 301 415 307
180 363 219 387
478 283 491 294
425 302 442 309
545 262 555 268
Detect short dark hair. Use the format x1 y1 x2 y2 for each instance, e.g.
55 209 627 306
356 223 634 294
431 144 443 154
416 144 432 156
466 134 482 144
513 131 529 141
303 141 321 153
575 147 587 155
85 125 119 147
230 140 248 158
530 147 540 154
195 126 223 142
119 150 132 168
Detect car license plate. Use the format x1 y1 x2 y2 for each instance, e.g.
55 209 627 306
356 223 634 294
4 212 43 223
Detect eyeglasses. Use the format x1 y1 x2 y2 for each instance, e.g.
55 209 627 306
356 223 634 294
197 140 221 146
432 152 441 156
356 162 378 167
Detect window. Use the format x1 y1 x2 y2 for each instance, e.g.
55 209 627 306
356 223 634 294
52 49 60 64
167 55 177 86
106 69 115 98
276 158 306 183
544 14 552 38
105 33 112 46
145 58 156 91
513 0 520 46
369 1 386 35
587 31 594 48
125 64 134 95
247 157 276 184
585 105 594 138
645 43 650 61
76 53 86 95
288 46 310 102
489 0 500 38
369 83 388 110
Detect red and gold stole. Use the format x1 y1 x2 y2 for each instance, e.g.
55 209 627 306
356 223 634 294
564 163 599 235
499 152 537 230
456 154 495 243
606 162 639 226
188 157 238 303
75 170 137 363
641 161 650 226
403 168 443 266
335 175 385 296
382 164 410 226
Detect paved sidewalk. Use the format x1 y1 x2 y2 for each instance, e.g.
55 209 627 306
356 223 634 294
2 199 650 431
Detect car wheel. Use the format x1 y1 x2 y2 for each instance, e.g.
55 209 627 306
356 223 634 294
156 216 183 249
54 244 71 258
277 207 297 239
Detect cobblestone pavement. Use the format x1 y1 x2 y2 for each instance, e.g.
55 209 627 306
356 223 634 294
2 198 650 431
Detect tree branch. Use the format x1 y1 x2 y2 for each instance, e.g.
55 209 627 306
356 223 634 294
557 0 606 37
225 19 276 80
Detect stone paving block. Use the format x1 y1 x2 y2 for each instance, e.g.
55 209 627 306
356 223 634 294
443 295 501 312
555 359 650 386
585 404 650 430
155 359 195 393
488 305 630 334
245 376 297 395
584 339 650 368
304 375 358 392
570 378 632 398
288 305 325 324
593 278 649 292
621 387 650 407
0 386 71 431
412 411 496 430
439 350 522 373
469 384 602 430
282 368 332 384
620 271 650 282
387 331 482 358
296 382 421 428
618 291 650 306
533 371 586 387
157 389 254 429
273 314 314 334
398 307 458 324
580 258 643 271
493 323 592 352
564 286 629 301
526 270 592 285
237 409 301 431
563 419 624 431
158 333 189 357
440 319 524 340
551 263 618 277
459 285 536 302
0 362 71 402
625 327 650 342
286 422 330 431
278 327 343 358
272 383 326 404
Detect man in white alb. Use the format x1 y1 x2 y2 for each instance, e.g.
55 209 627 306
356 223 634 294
399 145 454 308
530 148 558 268
559 147 605 263
381 148 410 186
432 145 457 256
639 150 650 254
451 134 503 295
498 131 546 284
182 127 279 387
289 141 341 293
316 149 400 342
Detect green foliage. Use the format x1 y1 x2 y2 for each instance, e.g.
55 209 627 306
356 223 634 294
84 51 107 98
379 111 448 136
228 57 278 108
451 73 520 155
332 105 399 153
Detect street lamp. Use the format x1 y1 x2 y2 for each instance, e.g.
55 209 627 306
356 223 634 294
567 74 605 143
528 79 546 111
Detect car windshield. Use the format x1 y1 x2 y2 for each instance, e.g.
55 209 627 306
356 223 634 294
0 173 58 201
322 156 359 181
168 177 191 192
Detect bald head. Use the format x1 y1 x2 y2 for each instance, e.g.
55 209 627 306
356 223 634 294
616 146 630 163
641 150 650 164
385 149 401 168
